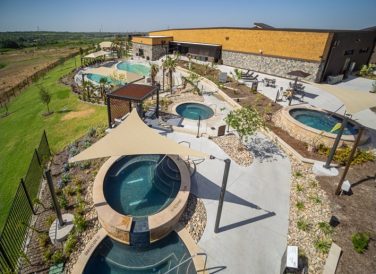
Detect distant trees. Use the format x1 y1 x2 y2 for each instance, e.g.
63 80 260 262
39 87 52 115
111 35 125 59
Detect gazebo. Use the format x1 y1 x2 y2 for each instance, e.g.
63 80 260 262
106 83 159 128
82 50 108 66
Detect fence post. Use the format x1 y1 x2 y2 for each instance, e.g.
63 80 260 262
20 179 36 215
0 242 14 272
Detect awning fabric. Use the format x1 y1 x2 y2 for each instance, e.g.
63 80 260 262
69 109 208 162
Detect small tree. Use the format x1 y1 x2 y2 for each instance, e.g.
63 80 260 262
359 65 368 76
39 87 51 114
225 107 264 150
163 54 179 94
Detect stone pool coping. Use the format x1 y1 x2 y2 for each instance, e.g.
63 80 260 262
71 227 207 274
279 105 368 146
92 155 191 244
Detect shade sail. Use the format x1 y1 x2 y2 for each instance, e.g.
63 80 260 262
69 109 208 162
84 50 108 59
312 83 376 114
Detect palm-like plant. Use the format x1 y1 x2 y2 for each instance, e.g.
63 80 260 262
99 77 108 101
163 54 179 94
150 64 159 86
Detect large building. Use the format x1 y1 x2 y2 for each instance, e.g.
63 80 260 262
132 23 376 82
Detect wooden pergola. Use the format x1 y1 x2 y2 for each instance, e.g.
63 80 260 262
106 84 159 128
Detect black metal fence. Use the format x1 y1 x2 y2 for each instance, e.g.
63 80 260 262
0 131 51 273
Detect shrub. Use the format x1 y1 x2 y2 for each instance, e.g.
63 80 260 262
314 238 332 254
68 144 79 157
320 145 375 165
297 219 310 231
43 247 53 263
64 185 76 196
45 215 55 227
309 180 318 188
51 250 65 264
38 233 50 247
74 213 87 233
352 232 370 254
59 193 69 209
294 171 303 178
79 161 91 170
296 201 305 210
310 195 322 204
61 173 71 184
296 184 304 192
64 234 78 256
74 201 86 216
83 139 91 149
318 222 333 235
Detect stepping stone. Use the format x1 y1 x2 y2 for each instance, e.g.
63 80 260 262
323 243 342 274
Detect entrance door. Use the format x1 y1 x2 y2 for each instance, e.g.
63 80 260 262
342 57 350 76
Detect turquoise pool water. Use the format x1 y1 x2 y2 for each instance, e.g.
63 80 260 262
83 232 196 274
290 109 358 135
176 103 214 120
117 61 150 77
104 155 181 217
86 73 125 86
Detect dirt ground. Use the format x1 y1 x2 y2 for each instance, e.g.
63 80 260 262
317 161 376 274
0 47 77 96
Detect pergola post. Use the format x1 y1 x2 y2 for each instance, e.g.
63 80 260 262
214 158 231 233
106 96 112 128
45 170 64 227
156 84 160 118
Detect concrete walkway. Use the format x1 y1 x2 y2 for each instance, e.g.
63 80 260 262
165 131 291 274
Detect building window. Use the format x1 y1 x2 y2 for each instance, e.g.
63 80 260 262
359 48 369 54
344 50 354 56
333 40 341 47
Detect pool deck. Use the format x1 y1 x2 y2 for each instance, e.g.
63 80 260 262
163 130 291 274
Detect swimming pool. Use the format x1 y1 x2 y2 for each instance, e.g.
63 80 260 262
117 61 150 77
83 232 196 274
175 103 214 120
86 73 125 86
104 155 181 217
290 108 358 135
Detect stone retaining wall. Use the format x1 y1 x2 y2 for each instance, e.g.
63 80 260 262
132 43 168 61
222 50 325 82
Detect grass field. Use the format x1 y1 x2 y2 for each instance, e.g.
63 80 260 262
0 55 107 228
0 47 79 96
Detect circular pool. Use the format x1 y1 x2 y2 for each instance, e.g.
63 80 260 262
104 155 181 217
290 108 358 135
277 106 368 147
83 232 196 274
176 103 214 120
116 61 150 76
93 155 191 244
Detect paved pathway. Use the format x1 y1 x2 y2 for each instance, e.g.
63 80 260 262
165 131 292 274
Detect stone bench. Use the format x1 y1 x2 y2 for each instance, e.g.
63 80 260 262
323 243 342 274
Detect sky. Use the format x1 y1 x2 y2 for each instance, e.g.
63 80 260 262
0 0 375 32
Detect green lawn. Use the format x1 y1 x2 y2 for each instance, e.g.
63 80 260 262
0 56 107 228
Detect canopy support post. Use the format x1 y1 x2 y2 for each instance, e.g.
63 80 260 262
324 115 348 169
214 158 231 233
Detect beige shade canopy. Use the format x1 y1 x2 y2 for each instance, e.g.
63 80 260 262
69 109 208 163
84 50 108 59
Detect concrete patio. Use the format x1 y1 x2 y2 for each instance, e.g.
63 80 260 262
164 131 291 273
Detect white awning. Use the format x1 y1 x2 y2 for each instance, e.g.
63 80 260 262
69 109 208 162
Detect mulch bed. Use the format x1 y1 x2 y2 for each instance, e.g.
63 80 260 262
20 127 106 274
316 161 376 273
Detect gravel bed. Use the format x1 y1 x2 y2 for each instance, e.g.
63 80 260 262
179 194 207 243
288 157 333 273
212 135 253 166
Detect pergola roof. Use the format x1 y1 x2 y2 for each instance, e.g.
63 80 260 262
108 84 157 101
69 109 208 162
